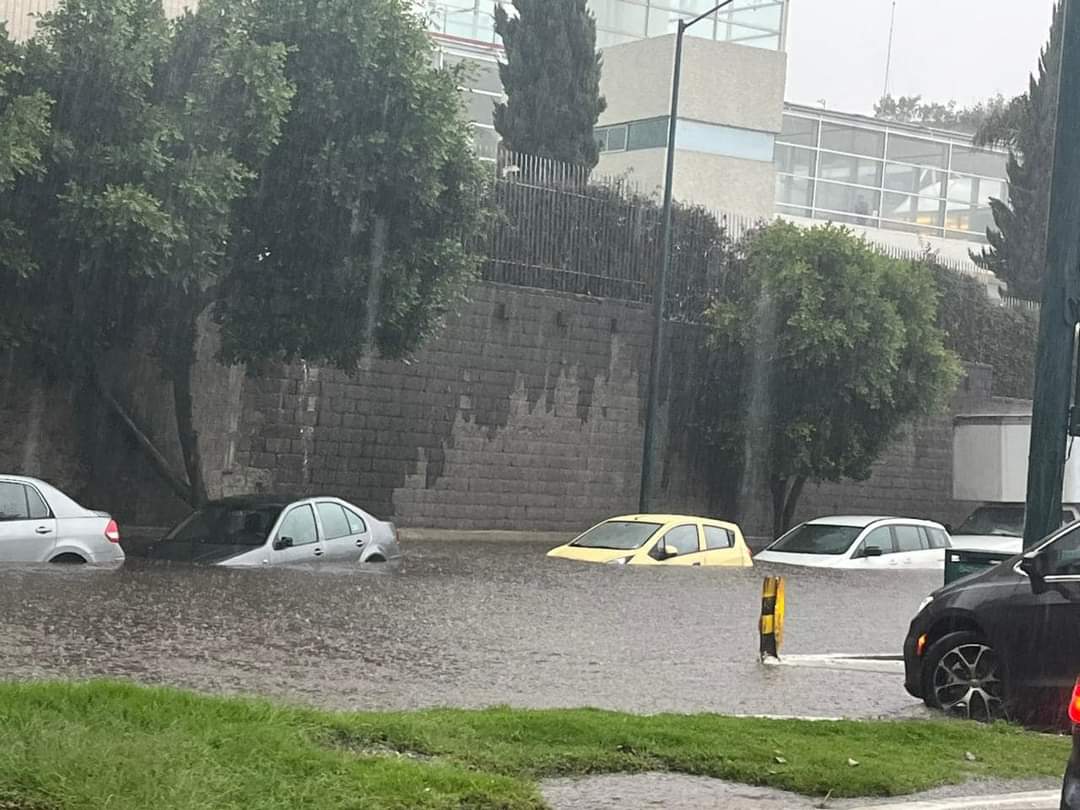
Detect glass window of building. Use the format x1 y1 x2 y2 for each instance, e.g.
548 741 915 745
593 0 648 38
778 115 818 147
886 134 949 169
776 175 813 214
950 145 1006 179
774 144 816 177
442 53 503 94
627 117 669 150
883 163 945 198
814 181 880 223
819 122 884 158
882 192 944 227
818 152 882 187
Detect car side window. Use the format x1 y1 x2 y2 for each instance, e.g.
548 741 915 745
344 509 367 534
316 503 350 540
704 526 733 550
858 526 895 556
925 527 949 549
277 505 319 547
664 524 700 556
1041 525 1080 576
0 483 30 521
893 525 924 553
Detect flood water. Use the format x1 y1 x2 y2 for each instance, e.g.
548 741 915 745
0 540 940 717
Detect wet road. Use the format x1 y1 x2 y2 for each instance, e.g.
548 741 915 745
0 541 940 717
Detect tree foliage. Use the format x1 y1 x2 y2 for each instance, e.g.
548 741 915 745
494 0 606 169
874 93 1018 135
0 0 486 506
971 2 1062 301
702 223 961 536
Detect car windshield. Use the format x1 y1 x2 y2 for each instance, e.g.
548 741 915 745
770 524 863 555
164 504 285 546
571 521 661 550
955 507 1026 537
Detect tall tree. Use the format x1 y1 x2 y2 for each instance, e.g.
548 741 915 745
0 24 51 347
971 2 1063 301
493 0 606 168
702 223 960 537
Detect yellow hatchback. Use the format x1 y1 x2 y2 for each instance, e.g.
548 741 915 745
547 514 753 567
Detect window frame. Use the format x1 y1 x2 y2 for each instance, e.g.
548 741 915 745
276 504 320 548
316 502 352 541
703 525 734 551
0 482 34 523
855 525 897 558
659 523 702 557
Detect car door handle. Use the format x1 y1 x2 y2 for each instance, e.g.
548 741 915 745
313 548 324 557
35 526 51 535
356 539 365 547
692 562 702 566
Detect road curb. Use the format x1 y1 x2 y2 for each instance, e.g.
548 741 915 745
847 789 1059 809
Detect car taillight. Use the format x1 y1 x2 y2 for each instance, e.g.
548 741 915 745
1069 678 1080 726
104 519 121 544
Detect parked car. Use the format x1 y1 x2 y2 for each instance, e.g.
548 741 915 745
755 516 951 570
904 519 1080 723
0 474 124 565
948 503 1080 555
147 495 400 567
547 514 753 567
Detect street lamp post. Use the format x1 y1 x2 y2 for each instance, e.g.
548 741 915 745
638 0 737 513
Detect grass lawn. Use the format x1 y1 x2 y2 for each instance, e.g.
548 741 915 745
0 680 1069 809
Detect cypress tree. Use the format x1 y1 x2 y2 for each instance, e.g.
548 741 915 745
493 0 607 169
973 3 1062 301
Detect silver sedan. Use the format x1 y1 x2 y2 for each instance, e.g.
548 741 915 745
0 475 125 565
148 495 401 567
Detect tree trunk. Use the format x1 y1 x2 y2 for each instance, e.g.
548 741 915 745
770 475 808 538
170 311 209 508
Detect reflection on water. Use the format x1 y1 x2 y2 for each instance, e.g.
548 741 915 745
0 541 938 717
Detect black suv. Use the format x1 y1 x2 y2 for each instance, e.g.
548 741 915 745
904 520 1080 724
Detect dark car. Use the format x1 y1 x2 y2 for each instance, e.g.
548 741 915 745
904 519 1080 724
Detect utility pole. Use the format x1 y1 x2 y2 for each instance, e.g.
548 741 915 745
1024 0 1080 548
883 1 897 99
638 0 736 513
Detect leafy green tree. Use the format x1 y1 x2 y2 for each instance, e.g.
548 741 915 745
1 0 293 504
493 0 606 168
218 0 488 370
703 222 961 536
971 2 1062 301
0 25 51 346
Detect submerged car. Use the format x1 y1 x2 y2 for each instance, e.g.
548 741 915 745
148 495 400 567
755 516 951 570
0 474 124 565
948 503 1080 555
547 514 753 567
904 518 1080 723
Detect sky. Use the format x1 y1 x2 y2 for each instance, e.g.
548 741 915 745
784 0 1057 115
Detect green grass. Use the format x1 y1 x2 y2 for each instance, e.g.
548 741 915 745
0 680 1069 809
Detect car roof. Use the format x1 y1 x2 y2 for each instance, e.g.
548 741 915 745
804 515 942 528
606 514 740 529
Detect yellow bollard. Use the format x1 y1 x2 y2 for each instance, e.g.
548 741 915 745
759 576 786 661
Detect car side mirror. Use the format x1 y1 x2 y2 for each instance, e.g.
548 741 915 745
861 546 884 558
273 536 293 551
659 543 678 560
1020 553 1049 581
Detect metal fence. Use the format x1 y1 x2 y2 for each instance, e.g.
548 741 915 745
479 148 1034 322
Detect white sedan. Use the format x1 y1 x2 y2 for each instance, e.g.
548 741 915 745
755 516 952 570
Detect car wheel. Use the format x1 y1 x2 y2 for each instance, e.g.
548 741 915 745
365 554 386 564
922 631 1007 722
49 553 87 565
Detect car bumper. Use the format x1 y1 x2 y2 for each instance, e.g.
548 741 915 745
903 621 928 700
1062 729 1080 809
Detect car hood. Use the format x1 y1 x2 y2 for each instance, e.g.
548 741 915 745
547 545 639 564
148 541 257 564
948 534 1023 554
754 550 847 568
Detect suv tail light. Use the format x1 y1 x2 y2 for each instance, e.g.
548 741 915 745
1069 678 1080 726
104 519 121 544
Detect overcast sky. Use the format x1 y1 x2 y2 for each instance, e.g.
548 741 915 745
784 0 1056 114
